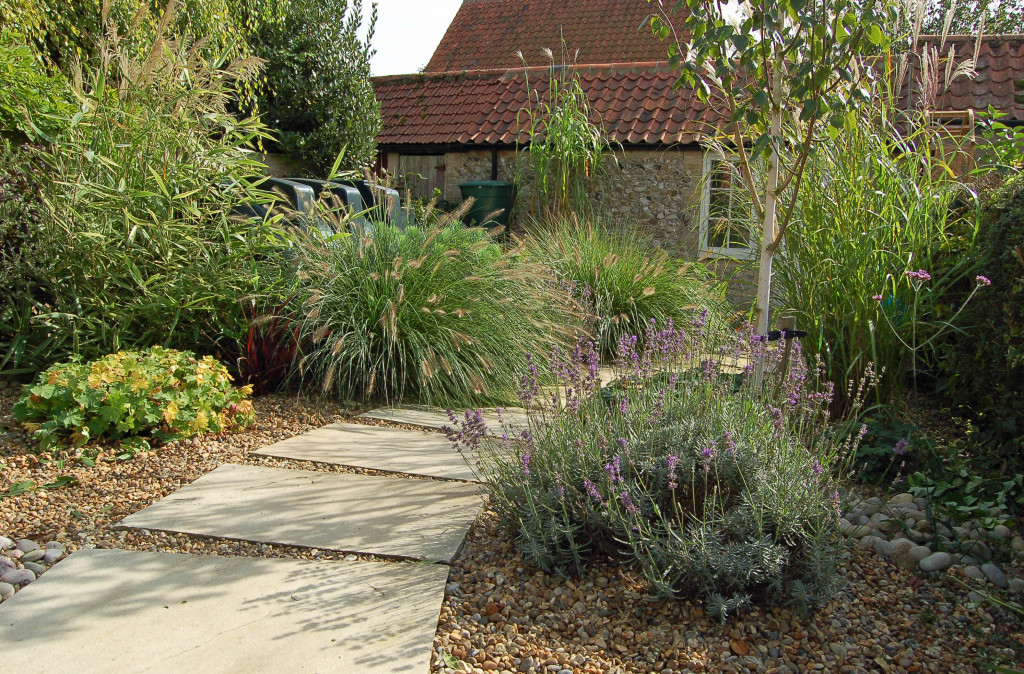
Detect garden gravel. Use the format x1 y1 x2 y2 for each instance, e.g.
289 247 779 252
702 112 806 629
3 380 1022 672
430 512 1024 674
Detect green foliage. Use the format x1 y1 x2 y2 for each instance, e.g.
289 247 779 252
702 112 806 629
244 0 380 175
939 171 1024 465
649 0 895 332
921 0 1024 35
451 318 857 618
516 46 617 219
908 469 1022 525
0 18 291 376
12 347 256 452
0 30 71 139
0 0 266 70
290 221 574 406
774 108 980 414
523 218 727 359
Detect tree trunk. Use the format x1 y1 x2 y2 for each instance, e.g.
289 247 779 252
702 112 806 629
755 69 783 336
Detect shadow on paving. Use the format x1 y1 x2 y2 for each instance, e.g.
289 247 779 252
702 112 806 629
0 549 449 673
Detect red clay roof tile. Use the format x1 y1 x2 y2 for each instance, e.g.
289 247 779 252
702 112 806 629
373 65 720 147
425 0 673 73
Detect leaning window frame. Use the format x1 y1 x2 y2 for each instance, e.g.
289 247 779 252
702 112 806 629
698 153 757 261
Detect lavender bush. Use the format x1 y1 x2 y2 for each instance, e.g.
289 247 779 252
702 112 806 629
447 312 868 620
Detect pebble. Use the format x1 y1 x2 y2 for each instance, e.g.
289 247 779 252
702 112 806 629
1009 578 1024 594
15 539 39 553
0 556 15 573
964 566 986 581
0 535 13 550
41 549 62 565
980 564 1008 589
0 581 13 600
1012 535 1024 552
919 552 953 573
1 569 35 586
45 541 66 553
21 549 45 563
22 561 46 576
908 545 932 563
888 493 914 506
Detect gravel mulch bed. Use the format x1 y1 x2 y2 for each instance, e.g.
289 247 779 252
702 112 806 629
431 512 1024 674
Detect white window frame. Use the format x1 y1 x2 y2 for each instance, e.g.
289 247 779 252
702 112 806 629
699 153 756 261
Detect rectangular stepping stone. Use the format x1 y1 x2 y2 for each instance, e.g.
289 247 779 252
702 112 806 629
253 423 478 482
0 548 448 673
118 464 481 562
359 405 532 435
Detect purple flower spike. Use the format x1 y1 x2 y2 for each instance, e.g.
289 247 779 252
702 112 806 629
893 439 909 455
811 458 823 476
584 478 603 504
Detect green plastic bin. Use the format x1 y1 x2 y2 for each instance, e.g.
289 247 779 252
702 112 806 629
459 180 515 231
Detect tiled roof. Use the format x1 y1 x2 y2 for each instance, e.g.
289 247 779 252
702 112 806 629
424 0 673 73
911 35 1024 121
373 64 724 147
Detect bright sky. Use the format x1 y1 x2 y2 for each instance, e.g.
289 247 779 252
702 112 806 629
368 0 464 76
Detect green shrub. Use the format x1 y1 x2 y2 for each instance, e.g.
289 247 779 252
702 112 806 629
13 346 255 452
0 17 292 376
523 218 727 359
447 317 855 619
244 0 380 174
290 221 574 406
775 111 980 414
939 171 1024 466
0 30 71 140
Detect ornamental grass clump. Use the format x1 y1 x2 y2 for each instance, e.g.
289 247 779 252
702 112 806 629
291 220 576 406
447 313 864 620
522 217 727 359
13 346 255 452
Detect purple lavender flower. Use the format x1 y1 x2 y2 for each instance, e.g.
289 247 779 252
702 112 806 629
666 454 679 490
811 458 824 476
722 431 737 457
518 353 540 409
443 409 489 453
976 275 992 287
583 478 603 503
618 395 630 416
605 456 623 483
617 437 629 453
893 439 909 455
619 490 640 516
700 442 717 471
521 451 532 475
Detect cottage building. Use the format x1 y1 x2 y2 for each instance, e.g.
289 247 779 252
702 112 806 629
372 0 1024 263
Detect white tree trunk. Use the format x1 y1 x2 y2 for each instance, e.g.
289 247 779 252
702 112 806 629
755 69 783 336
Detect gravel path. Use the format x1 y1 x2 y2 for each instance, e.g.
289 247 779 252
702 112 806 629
3 381 1022 673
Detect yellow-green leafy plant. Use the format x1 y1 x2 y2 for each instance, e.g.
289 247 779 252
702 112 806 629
12 347 255 452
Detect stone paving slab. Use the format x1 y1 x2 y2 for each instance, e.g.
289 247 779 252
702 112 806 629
117 464 482 562
359 405 531 435
253 423 477 482
0 548 448 673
